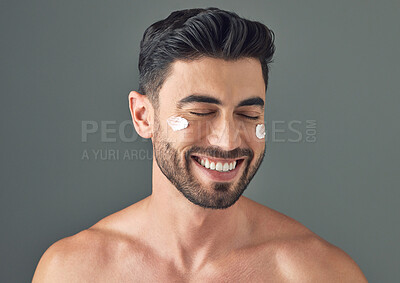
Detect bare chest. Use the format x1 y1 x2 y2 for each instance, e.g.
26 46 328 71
84 249 282 283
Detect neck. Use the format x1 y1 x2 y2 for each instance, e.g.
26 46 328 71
143 161 250 271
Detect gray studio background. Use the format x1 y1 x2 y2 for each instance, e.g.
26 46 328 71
1 0 399 282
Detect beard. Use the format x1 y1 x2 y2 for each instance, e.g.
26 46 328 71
153 117 266 209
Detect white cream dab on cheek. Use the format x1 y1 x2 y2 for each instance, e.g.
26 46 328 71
256 124 266 139
167 116 189 131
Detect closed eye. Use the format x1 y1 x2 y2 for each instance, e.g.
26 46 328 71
190 112 259 119
190 111 215 116
238 114 260 120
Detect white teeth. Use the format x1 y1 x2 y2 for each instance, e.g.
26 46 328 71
196 157 238 172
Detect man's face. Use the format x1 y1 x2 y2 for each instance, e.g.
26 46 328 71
152 57 266 209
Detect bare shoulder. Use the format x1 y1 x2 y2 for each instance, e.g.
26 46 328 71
244 198 367 282
32 227 123 282
32 229 95 282
32 207 146 282
273 233 367 282
33 199 150 282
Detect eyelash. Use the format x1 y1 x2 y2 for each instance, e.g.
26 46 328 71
190 111 214 116
240 114 260 120
190 112 259 120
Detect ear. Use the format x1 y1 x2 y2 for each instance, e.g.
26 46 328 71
128 91 153 139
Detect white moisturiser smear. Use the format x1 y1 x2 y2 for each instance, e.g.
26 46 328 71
167 116 189 131
256 124 266 139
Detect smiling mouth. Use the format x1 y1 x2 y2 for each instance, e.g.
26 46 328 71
191 155 245 172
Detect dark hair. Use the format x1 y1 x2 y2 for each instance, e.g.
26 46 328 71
138 7 275 106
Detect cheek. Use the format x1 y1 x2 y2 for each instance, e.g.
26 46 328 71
255 124 266 139
163 118 266 149
181 120 209 144
166 116 188 131
182 121 266 146
163 116 205 145
246 134 265 154
239 123 266 143
240 124 266 154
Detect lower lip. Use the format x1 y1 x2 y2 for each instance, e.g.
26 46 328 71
191 157 244 182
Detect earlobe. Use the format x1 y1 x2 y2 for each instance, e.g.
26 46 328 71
128 91 153 139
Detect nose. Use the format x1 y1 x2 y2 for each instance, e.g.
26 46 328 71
207 114 242 151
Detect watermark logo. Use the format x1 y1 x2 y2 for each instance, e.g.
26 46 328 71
80 119 317 161
81 148 152 161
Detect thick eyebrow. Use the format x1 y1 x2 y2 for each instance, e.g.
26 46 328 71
177 95 222 107
237 97 264 108
177 94 264 108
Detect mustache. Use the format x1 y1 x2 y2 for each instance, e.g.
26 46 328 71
185 146 254 160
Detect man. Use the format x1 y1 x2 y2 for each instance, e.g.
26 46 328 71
33 8 367 282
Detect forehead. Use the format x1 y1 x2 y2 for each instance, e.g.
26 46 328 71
158 57 265 107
